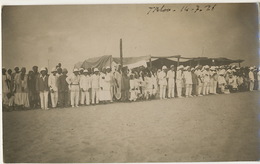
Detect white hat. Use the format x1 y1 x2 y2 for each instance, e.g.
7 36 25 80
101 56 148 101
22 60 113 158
210 66 215 70
94 68 99 72
204 65 209 69
170 65 174 68
62 68 68 73
231 65 236 69
83 69 88 73
79 68 84 71
249 67 254 70
162 66 167 70
219 70 225 75
40 67 46 71
177 65 184 70
227 69 231 73
51 67 57 73
73 68 79 72
106 66 110 69
195 65 199 69
191 68 195 71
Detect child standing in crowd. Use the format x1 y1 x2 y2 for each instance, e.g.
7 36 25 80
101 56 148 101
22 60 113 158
129 74 137 101
144 71 153 100
134 73 141 100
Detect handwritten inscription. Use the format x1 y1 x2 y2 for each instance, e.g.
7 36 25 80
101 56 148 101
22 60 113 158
147 4 217 15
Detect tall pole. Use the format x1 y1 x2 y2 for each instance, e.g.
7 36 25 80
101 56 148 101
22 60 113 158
149 55 152 68
48 59 50 71
120 38 123 67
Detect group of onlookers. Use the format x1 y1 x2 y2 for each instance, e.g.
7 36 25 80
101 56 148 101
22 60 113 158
2 63 260 111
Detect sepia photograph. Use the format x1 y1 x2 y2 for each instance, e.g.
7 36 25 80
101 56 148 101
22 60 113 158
1 2 260 163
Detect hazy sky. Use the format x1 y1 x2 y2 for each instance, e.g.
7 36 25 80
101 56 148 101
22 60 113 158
2 3 259 72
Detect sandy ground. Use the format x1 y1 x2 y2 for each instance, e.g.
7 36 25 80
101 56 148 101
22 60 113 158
3 91 260 163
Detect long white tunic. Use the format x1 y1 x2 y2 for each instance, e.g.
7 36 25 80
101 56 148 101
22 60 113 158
158 71 167 86
184 71 192 85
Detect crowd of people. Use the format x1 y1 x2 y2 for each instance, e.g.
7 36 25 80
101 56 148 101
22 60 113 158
2 62 260 111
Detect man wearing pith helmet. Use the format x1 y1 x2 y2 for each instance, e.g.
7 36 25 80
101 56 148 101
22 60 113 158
167 65 175 98
158 65 168 99
66 68 80 107
80 69 91 106
48 67 59 108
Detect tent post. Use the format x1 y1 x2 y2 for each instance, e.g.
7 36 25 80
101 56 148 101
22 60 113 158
177 57 180 67
189 60 191 67
239 62 241 67
120 38 123 67
149 56 152 68
110 55 112 69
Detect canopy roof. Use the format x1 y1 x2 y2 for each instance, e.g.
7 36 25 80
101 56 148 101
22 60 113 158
74 55 112 70
179 57 244 67
75 55 244 70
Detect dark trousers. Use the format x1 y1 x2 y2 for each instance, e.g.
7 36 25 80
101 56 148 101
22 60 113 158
29 91 40 108
121 90 129 102
59 91 69 107
192 84 198 96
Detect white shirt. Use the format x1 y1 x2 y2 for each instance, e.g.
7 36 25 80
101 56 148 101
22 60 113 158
91 74 100 89
48 74 58 91
176 70 183 81
202 70 210 83
184 71 192 84
66 74 80 85
249 71 254 81
167 70 175 81
80 75 91 91
158 71 167 86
